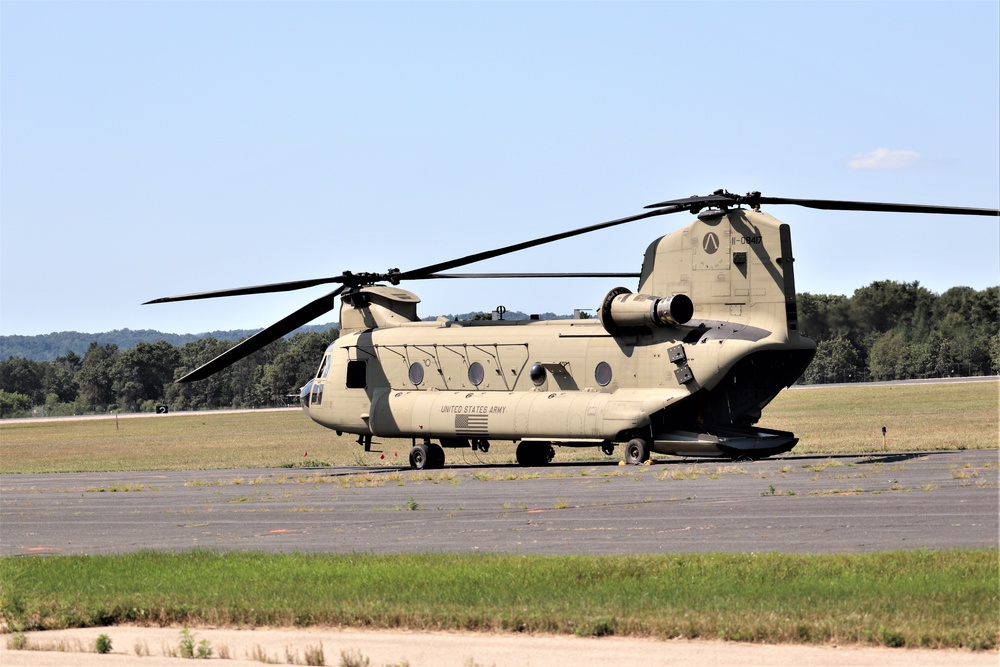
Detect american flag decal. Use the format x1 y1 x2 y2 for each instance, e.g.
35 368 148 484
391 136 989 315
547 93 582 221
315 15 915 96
455 414 489 435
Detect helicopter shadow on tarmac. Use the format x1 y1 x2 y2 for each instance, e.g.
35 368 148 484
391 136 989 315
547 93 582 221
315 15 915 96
308 449 953 478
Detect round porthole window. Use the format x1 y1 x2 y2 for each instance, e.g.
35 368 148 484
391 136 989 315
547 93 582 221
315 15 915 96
468 361 485 386
595 361 612 387
529 363 546 386
408 362 424 386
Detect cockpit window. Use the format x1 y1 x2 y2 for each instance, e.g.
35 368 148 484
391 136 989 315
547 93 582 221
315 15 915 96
316 355 330 379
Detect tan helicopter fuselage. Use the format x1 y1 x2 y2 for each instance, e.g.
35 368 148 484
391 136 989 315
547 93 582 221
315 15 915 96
301 208 816 460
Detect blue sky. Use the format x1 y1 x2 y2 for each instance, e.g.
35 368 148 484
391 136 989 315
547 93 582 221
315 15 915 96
2 1 998 336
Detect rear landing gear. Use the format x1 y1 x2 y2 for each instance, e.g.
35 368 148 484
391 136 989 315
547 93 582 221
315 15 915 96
624 438 650 465
515 441 555 466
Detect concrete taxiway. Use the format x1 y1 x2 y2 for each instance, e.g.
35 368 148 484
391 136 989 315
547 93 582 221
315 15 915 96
2 449 996 555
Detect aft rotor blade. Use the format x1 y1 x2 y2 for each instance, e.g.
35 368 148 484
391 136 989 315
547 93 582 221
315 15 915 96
754 196 1000 217
645 191 1000 217
176 286 345 383
395 206 684 280
645 194 737 210
144 276 348 305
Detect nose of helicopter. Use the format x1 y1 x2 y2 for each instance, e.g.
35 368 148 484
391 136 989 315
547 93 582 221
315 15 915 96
299 380 313 417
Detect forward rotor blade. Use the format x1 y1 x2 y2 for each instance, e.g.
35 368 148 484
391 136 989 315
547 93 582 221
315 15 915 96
423 272 641 279
149 205 682 306
144 276 348 305
395 205 684 281
176 286 345 383
754 196 1000 217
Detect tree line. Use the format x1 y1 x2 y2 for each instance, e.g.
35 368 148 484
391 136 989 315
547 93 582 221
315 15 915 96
798 282 998 384
0 330 337 417
1 281 997 417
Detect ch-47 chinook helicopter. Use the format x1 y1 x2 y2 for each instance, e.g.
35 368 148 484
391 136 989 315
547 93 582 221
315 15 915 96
147 190 999 469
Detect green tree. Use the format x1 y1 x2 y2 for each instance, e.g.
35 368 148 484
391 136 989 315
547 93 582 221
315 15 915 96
262 330 338 399
803 335 864 384
850 280 934 336
0 389 32 417
868 330 934 380
42 351 82 403
166 338 236 410
797 293 850 342
76 343 120 410
990 334 1000 374
0 357 46 404
112 341 180 411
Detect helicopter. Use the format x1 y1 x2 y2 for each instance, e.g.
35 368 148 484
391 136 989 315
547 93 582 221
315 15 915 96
146 190 999 469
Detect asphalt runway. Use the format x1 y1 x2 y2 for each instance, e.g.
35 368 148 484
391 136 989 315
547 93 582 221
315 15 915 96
1 450 996 556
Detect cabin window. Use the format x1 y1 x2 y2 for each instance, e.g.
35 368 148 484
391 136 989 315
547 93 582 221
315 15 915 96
408 362 424 386
595 361 612 387
346 360 367 389
319 355 332 379
468 361 485 386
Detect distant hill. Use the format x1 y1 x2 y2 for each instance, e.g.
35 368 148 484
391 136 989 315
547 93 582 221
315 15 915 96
0 323 339 362
1 312 573 361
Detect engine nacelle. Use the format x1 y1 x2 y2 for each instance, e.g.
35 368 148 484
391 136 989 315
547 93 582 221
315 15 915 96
599 287 694 335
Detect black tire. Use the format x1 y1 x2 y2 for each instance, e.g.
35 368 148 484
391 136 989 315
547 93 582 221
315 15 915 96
624 438 650 465
515 441 540 466
516 442 554 466
428 443 446 469
409 443 430 470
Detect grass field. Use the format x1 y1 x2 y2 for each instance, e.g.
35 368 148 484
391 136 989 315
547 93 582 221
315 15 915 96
2 550 997 650
2 381 997 651
1 380 996 474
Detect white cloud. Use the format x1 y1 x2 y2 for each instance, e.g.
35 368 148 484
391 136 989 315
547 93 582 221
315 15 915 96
848 148 922 170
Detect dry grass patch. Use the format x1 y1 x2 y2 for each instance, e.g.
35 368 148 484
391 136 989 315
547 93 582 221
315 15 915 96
768 381 998 454
1 381 996 474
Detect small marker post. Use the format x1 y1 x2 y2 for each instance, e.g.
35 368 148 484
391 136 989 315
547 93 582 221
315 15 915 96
881 426 887 450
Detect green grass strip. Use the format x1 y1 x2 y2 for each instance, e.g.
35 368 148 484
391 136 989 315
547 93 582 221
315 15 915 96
2 549 997 649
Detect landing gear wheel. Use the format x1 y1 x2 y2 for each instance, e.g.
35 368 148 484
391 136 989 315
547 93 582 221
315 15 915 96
515 441 534 466
428 443 446 469
624 438 650 465
409 443 430 470
515 442 554 466
601 443 615 456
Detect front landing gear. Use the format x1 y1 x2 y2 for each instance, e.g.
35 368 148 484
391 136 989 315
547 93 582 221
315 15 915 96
409 441 446 470
515 441 555 466
624 438 650 465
